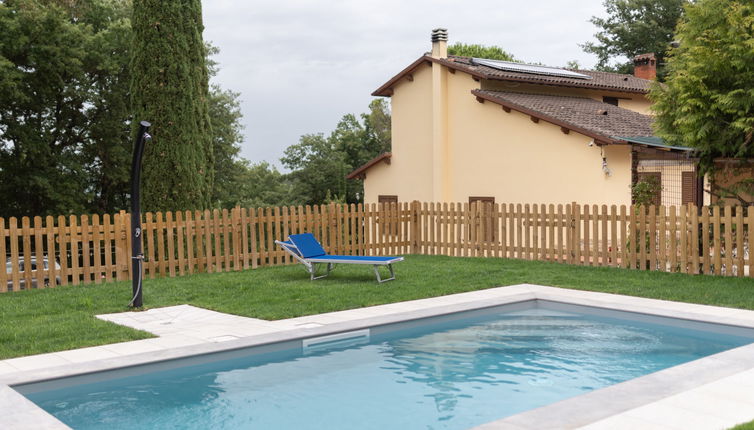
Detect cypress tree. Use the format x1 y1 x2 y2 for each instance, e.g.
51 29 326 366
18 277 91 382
130 0 213 211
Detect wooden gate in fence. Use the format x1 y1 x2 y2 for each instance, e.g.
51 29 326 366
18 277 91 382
1 202 752 292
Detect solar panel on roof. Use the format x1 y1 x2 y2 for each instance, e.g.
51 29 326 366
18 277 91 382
471 58 593 80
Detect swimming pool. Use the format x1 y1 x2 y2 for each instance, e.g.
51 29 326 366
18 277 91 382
16 299 754 430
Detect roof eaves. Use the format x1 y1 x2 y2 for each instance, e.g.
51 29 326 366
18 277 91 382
346 152 392 180
372 56 488 97
433 57 493 80
470 89 618 145
372 57 433 97
615 136 693 152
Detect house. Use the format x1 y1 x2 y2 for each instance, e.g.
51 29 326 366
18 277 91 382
348 29 705 207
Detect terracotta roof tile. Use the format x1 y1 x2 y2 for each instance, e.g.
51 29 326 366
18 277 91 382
472 90 655 141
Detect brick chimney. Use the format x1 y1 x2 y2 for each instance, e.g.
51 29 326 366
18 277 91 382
633 53 656 80
431 28 448 59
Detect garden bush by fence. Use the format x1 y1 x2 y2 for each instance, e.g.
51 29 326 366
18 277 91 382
1 202 753 292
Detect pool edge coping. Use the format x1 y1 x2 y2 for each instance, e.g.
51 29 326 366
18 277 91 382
4 284 754 429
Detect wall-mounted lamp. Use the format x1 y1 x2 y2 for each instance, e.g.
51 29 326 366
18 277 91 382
602 157 612 177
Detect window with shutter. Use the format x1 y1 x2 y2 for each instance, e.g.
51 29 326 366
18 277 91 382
378 195 398 204
469 196 495 205
682 171 698 206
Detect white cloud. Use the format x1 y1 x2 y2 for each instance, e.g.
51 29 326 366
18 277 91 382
202 0 606 168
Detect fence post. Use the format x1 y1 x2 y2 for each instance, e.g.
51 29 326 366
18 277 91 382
114 210 130 281
411 200 420 254
567 202 578 264
0 218 7 291
563 203 569 264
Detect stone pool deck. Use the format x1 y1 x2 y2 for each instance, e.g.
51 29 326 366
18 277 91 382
2 284 754 429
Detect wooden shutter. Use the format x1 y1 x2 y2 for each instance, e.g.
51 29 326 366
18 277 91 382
378 195 398 204
682 171 697 206
469 196 495 205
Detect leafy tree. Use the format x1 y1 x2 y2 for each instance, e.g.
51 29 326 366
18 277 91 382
361 99 391 157
447 43 516 61
281 99 391 205
582 0 687 76
650 0 754 202
282 133 350 205
131 0 213 212
631 176 662 206
81 1 133 214
216 161 294 209
208 85 244 207
0 0 131 217
0 0 245 217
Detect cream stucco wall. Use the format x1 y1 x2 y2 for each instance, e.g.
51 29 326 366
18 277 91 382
363 63 434 203
616 97 652 115
364 63 636 205
449 73 632 205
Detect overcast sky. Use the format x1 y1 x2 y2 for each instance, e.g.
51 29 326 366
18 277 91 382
202 0 608 170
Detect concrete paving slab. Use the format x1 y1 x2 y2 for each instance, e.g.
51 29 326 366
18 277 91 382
55 347 121 363
3 354 72 372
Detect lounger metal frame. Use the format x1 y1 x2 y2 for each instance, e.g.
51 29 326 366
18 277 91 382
275 240 402 283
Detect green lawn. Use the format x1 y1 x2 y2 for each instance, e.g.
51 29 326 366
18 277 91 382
1 255 754 359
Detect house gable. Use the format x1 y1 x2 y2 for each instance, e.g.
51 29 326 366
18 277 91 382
361 60 436 203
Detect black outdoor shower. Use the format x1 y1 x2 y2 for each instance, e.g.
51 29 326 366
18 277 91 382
129 121 151 307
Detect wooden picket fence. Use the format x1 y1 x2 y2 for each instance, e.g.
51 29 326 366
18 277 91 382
0 204 412 292
414 202 752 277
1 202 752 292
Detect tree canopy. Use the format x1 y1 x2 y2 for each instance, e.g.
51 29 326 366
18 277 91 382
0 0 244 217
0 0 388 216
131 0 213 212
280 99 391 206
447 43 515 61
0 0 133 217
650 0 754 201
582 0 687 76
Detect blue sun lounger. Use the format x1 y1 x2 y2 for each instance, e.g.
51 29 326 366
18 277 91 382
276 233 404 283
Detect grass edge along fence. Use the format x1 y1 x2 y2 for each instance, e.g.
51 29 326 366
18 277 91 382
2 202 753 292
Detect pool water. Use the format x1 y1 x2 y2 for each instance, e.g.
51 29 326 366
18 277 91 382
23 304 754 430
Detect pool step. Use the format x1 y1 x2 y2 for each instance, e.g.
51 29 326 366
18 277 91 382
303 329 370 354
